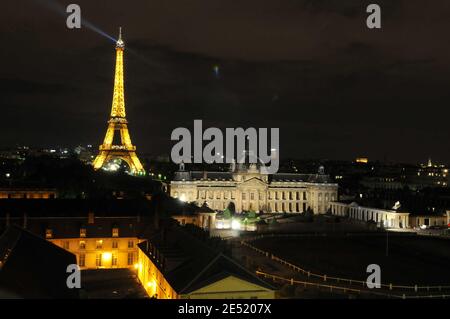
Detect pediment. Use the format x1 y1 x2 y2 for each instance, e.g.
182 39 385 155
238 177 268 188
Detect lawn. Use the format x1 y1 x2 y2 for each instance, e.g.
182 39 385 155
253 234 450 286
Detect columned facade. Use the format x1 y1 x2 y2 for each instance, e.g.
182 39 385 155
330 202 410 229
171 165 338 214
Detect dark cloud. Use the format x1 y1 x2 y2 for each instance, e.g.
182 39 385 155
0 0 449 164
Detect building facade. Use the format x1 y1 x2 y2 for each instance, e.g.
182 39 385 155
0 188 57 199
171 164 338 214
330 202 410 229
136 225 276 299
408 214 448 229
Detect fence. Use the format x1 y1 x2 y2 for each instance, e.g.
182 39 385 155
255 270 450 299
241 234 450 293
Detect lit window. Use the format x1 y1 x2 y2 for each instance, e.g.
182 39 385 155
112 227 119 237
128 240 134 248
112 254 118 266
112 241 118 249
80 227 87 238
96 240 103 249
45 228 53 239
79 241 86 250
79 254 85 267
127 252 134 265
96 254 102 267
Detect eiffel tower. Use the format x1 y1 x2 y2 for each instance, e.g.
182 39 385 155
92 28 145 175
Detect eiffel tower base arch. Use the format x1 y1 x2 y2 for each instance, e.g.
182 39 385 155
93 150 145 175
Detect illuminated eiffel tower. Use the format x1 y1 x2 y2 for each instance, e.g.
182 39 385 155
92 28 145 175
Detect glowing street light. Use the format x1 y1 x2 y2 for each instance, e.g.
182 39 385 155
231 219 241 230
102 252 112 264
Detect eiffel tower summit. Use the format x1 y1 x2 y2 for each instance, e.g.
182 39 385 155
92 28 145 175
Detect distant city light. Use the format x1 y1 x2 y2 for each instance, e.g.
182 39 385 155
103 162 120 171
356 157 368 164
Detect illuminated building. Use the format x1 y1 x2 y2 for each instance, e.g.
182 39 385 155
136 224 276 299
171 164 338 214
355 157 369 164
92 28 145 175
171 204 217 230
330 202 409 229
0 199 149 269
0 199 276 299
409 213 447 229
0 188 57 199
413 158 449 188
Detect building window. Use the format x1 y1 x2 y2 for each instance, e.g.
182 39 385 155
45 228 53 239
79 254 85 267
63 241 70 250
112 254 118 266
127 252 134 265
80 227 87 238
250 193 254 200
128 240 134 248
96 254 102 267
242 193 246 200
79 241 86 250
96 240 103 249
112 227 119 237
112 241 118 249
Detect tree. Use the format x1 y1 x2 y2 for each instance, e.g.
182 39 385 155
223 207 232 219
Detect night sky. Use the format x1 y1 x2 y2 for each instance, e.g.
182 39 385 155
1 0 450 164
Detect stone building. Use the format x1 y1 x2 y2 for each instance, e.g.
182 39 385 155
170 164 338 214
330 202 410 229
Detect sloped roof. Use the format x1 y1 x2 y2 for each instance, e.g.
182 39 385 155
179 253 275 294
138 225 275 295
0 225 78 298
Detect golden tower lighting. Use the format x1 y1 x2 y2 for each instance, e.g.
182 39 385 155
92 28 145 175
